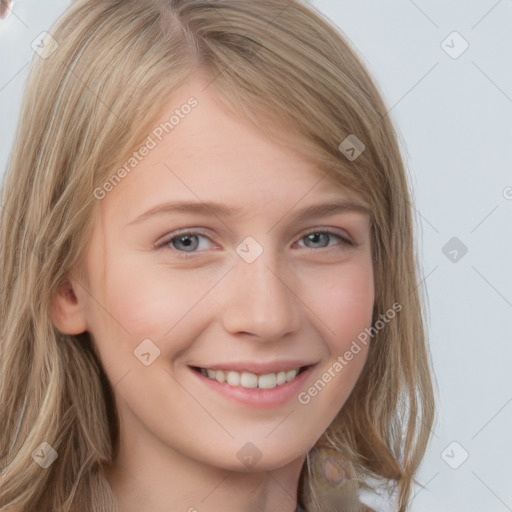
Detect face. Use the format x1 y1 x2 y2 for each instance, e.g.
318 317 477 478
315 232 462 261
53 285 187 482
65 76 374 473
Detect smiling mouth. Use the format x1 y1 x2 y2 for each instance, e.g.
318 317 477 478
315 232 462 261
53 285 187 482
191 366 308 389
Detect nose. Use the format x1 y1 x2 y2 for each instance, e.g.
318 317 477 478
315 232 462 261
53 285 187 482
221 246 302 342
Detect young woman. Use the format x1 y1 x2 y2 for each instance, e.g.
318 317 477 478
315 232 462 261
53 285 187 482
0 1 435 511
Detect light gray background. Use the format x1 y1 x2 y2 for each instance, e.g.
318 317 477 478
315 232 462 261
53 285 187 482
1 1 511 511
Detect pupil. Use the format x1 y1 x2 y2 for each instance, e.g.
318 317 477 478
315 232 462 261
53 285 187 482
175 235 198 251
308 233 327 247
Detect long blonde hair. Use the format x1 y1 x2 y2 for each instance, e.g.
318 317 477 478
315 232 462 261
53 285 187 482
0 1 435 511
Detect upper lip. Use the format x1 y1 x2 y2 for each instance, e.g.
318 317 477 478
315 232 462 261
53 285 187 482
190 360 315 375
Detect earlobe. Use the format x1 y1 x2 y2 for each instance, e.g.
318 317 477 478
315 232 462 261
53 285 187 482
50 278 88 335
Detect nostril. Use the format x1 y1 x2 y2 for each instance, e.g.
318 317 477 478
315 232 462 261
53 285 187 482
0 0 12 20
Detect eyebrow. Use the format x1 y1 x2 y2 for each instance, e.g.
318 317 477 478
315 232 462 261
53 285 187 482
127 198 370 227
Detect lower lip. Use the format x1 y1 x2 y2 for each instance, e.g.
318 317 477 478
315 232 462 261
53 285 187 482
191 366 314 409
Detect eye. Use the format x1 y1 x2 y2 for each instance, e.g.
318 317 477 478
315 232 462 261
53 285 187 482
297 229 353 250
155 230 216 256
155 227 353 258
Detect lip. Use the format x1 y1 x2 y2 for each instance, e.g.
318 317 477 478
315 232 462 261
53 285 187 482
190 364 315 409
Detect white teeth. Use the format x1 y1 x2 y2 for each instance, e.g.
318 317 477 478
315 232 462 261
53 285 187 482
258 373 277 389
286 369 298 382
226 371 240 386
199 367 302 389
240 372 258 388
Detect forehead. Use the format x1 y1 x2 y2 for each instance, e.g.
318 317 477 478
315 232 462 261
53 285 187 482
101 76 366 221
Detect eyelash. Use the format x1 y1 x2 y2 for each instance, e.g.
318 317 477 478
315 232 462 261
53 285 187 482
154 228 354 259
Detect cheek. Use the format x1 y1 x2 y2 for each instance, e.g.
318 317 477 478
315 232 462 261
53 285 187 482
295 264 373 423
311 258 375 350
288 260 374 441
88 255 222 355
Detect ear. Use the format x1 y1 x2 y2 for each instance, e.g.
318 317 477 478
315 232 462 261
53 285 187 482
50 277 88 335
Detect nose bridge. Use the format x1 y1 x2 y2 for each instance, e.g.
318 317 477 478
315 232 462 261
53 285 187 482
222 240 301 341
